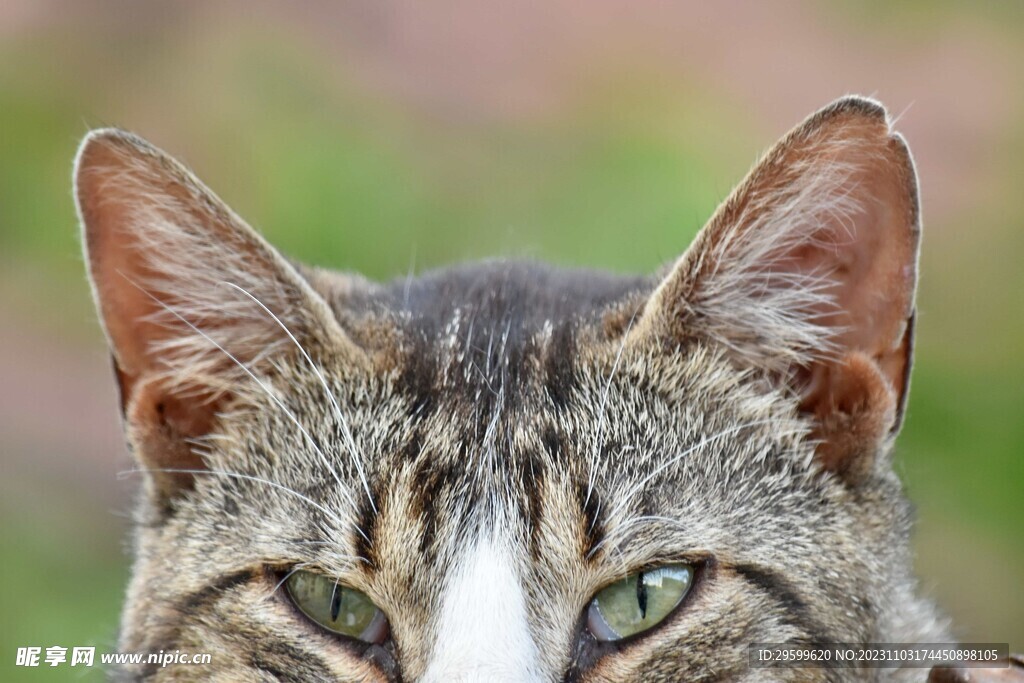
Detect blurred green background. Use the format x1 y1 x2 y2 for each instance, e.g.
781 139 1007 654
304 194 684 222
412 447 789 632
1 1 1021 679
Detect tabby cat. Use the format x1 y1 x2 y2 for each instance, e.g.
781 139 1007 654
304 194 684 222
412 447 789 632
78 96 955 681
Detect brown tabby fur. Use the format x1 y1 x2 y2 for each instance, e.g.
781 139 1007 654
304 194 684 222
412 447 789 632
77 96 952 681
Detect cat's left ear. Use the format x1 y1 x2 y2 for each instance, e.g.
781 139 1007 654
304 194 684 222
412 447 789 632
632 97 920 483
76 129 366 504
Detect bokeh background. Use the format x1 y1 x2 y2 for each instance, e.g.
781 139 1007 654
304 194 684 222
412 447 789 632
2 1 1022 679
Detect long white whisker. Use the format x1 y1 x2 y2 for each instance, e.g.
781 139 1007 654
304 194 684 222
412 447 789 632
605 537 632 582
588 514 693 559
222 281 376 514
593 418 777 556
585 310 639 510
119 466 369 543
272 563 311 596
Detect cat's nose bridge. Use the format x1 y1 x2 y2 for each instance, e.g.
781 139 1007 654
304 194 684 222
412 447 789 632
419 535 544 683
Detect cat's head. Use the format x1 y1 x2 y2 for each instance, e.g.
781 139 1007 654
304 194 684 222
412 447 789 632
77 96 947 681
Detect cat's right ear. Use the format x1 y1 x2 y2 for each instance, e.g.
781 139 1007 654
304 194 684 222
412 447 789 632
76 129 365 506
629 98 920 484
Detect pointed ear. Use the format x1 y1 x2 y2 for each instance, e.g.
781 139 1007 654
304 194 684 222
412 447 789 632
632 97 920 482
76 129 362 505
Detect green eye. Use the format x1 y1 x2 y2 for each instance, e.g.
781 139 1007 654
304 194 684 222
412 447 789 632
586 564 694 641
285 570 389 644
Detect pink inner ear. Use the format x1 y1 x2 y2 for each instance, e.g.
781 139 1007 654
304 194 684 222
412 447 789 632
783 118 920 478
792 132 919 430
77 140 222 411
78 146 160 381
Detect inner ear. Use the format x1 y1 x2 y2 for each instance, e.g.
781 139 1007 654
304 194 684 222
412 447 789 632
797 350 901 480
125 376 224 506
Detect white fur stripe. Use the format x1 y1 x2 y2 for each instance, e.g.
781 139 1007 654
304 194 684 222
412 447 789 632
422 536 542 682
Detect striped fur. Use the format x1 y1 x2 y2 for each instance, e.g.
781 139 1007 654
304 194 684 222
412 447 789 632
78 96 950 681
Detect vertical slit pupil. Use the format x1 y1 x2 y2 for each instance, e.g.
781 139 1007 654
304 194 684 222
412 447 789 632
636 571 648 619
330 585 342 622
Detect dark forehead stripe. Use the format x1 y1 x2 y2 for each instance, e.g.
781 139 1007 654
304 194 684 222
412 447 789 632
410 456 442 558
408 455 471 561
519 449 549 559
576 480 605 560
355 486 380 570
397 338 439 418
541 424 564 464
544 321 578 408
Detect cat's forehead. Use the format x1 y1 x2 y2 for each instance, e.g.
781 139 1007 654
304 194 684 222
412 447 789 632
217 259 819 580
292 260 812 515
290 320 808 555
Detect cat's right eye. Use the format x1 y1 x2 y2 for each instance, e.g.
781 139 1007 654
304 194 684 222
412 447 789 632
585 564 694 641
285 570 389 644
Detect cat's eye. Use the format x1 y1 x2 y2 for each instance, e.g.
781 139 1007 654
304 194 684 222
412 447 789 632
586 564 694 641
285 570 389 644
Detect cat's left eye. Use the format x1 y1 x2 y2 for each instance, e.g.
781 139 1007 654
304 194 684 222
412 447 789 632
586 564 694 641
285 570 389 644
